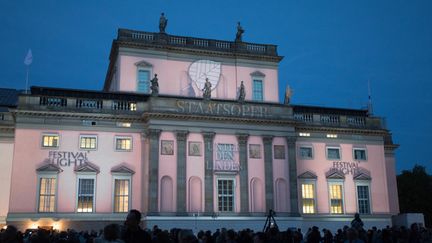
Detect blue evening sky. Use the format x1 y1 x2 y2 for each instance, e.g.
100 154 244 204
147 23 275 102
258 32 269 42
1 1 431 173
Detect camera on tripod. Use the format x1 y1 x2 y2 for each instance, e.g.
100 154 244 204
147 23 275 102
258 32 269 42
262 209 278 232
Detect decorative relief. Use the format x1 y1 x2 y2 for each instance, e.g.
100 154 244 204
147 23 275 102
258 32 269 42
161 140 174 155
273 145 286 159
188 141 202 156
249 144 261 159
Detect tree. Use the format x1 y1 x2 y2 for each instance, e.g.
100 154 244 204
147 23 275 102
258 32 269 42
397 165 432 227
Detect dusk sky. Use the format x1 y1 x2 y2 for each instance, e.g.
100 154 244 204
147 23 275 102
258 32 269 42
1 1 431 173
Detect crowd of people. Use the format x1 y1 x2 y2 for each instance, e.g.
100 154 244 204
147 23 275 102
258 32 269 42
0 210 430 243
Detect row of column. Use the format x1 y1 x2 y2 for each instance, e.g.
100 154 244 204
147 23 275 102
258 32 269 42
147 129 299 216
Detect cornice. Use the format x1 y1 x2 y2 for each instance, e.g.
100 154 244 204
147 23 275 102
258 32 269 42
295 125 388 136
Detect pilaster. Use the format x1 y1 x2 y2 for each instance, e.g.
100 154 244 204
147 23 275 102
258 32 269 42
262 135 274 212
147 129 161 214
202 132 215 214
236 133 249 214
176 130 189 214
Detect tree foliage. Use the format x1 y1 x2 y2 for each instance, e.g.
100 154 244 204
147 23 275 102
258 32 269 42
397 165 432 227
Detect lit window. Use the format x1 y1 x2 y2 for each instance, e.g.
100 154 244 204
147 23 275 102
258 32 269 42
327 134 338 138
354 148 367 161
300 147 313 159
130 103 137 111
77 178 95 213
299 133 310 137
252 79 263 101
115 137 132 151
42 134 59 148
137 69 150 93
80 135 97 150
301 184 315 214
38 178 56 212
114 179 130 213
357 185 370 214
327 147 341 160
116 122 132 128
329 184 344 214
217 179 234 212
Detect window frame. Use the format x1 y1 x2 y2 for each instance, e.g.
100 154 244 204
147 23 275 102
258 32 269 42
300 180 317 214
36 173 58 213
114 136 133 152
327 180 345 214
353 147 368 161
326 146 341 160
355 181 372 214
41 133 60 149
136 67 152 93
112 175 132 213
299 145 314 160
251 78 264 101
216 177 236 213
79 135 98 151
76 174 97 213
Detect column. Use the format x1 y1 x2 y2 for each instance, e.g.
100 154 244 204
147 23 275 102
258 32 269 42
148 129 161 214
236 133 249 214
286 136 300 216
203 132 215 214
262 135 274 212
176 130 189 214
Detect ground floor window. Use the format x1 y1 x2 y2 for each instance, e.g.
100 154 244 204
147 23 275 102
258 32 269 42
217 179 234 212
77 178 95 213
329 184 344 214
38 178 56 212
114 179 130 212
301 183 315 214
357 185 370 214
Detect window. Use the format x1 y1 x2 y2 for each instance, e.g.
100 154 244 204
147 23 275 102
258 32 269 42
137 69 150 93
354 148 367 161
42 134 59 148
299 132 310 137
38 178 56 212
115 137 132 151
300 147 313 159
217 179 234 212
252 79 263 101
327 147 341 160
77 178 95 213
79 135 97 150
301 183 315 214
114 179 130 213
130 102 137 111
329 184 344 214
326 134 338 138
357 185 370 214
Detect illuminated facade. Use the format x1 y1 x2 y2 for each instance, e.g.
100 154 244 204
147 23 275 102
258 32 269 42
0 27 399 231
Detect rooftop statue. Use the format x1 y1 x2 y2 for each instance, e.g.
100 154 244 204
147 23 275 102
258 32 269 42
150 74 159 96
202 78 212 100
235 22 244 42
159 13 168 33
284 85 292 105
238 81 245 102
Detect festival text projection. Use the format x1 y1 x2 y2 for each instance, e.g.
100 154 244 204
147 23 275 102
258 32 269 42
47 151 89 167
176 100 271 118
331 161 360 175
207 143 241 172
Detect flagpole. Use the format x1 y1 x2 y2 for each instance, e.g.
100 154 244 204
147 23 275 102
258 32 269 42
25 65 29 94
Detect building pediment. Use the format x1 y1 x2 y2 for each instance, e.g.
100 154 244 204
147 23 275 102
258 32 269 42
250 71 266 77
74 161 100 174
111 164 135 175
325 168 345 179
36 162 63 173
354 168 371 180
298 171 317 179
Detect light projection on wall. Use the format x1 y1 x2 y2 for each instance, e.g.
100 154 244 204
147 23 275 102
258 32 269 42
188 60 221 92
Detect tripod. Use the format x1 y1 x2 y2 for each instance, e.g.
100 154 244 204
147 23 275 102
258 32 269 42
262 209 278 232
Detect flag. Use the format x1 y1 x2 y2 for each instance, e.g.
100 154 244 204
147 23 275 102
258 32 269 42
24 49 33 66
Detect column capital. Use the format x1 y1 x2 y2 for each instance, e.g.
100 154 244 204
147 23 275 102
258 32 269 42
202 131 216 141
286 136 297 146
175 130 189 142
236 133 249 145
262 135 274 145
147 129 161 140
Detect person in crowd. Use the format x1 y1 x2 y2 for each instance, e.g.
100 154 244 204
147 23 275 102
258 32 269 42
121 209 151 243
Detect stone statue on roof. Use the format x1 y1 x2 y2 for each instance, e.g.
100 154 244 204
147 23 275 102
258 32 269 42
284 85 292 105
235 22 244 42
159 13 168 33
202 78 212 100
238 81 245 102
150 74 159 96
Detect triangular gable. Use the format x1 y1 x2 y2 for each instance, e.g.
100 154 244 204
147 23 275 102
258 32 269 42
354 168 371 180
250 71 266 77
325 168 345 179
111 164 135 175
36 162 63 173
74 161 100 174
298 171 317 179
135 60 153 67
